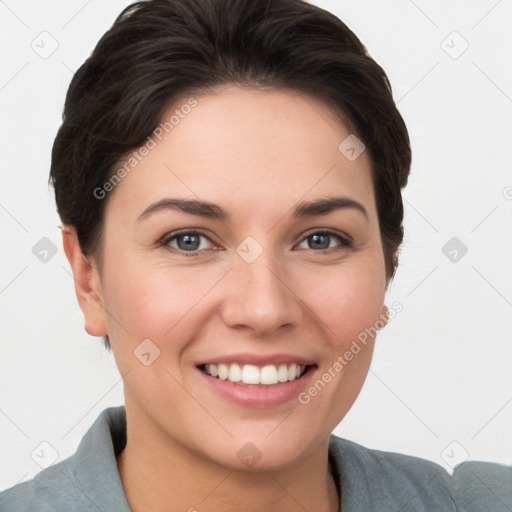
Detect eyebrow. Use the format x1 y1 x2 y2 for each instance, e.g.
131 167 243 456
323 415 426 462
136 196 368 222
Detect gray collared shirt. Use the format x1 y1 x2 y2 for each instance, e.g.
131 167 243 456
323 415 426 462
1 406 510 511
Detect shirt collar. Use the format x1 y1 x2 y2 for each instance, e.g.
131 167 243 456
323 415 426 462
74 405 131 511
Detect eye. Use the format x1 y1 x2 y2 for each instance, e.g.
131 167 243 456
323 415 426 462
297 230 352 251
160 228 352 256
161 230 215 253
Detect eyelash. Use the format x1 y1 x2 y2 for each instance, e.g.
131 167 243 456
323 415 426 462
159 228 353 256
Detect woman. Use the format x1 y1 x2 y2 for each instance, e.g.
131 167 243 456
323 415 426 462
0 0 509 510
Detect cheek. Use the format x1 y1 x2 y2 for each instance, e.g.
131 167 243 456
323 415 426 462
303 265 384 416
301 261 386 348
101 252 223 345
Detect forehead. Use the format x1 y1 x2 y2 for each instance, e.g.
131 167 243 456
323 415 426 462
105 85 376 223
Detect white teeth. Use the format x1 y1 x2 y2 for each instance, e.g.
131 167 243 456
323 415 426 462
228 363 242 382
209 364 219 377
288 363 297 381
218 364 229 380
277 364 289 383
260 365 278 385
241 364 260 384
202 363 307 385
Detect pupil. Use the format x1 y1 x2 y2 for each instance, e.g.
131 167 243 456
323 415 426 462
178 234 199 251
310 234 329 250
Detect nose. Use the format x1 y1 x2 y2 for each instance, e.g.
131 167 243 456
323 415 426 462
220 247 303 337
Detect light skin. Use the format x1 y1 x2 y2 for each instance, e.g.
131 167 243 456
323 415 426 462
63 84 389 512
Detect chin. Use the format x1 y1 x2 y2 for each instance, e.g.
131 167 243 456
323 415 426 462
198 430 319 472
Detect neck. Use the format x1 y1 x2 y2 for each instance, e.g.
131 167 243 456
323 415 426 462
116 404 340 512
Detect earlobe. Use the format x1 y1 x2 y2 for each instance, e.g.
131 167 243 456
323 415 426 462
378 304 389 329
61 225 108 337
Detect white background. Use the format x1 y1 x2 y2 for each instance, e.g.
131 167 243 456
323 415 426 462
1 0 511 490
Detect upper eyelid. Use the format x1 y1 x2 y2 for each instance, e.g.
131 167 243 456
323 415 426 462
300 227 352 243
160 228 213 244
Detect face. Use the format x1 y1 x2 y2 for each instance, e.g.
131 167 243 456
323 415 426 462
80 85 388 470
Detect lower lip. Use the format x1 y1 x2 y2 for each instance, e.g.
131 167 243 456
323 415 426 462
196 366 317 408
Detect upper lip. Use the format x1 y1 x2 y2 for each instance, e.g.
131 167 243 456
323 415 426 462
196 353 316 367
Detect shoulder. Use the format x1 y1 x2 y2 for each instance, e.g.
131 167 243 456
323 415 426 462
0 457 77 512
452 460 512 512
328 434 456 511
0 405 129 512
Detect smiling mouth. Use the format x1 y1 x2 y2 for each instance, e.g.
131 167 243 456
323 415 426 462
197 363 315 386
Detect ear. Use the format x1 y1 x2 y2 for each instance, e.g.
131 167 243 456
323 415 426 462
378 304 389 330
61 225 108 337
